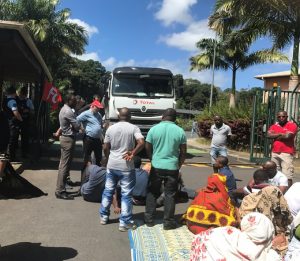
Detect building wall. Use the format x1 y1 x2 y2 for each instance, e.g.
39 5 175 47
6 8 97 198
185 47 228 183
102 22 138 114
264 76 289 90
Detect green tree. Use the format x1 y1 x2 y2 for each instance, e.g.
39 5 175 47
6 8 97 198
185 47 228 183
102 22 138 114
190 34 288 108
176 78 219 110
0 0 88 78
69 59 108 101
212 0 300 91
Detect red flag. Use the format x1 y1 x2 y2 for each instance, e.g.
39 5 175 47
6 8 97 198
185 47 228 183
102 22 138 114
42 81 62 110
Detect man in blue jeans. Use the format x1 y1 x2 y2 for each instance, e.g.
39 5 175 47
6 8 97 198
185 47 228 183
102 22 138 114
99 108 144 232
144 108 186 230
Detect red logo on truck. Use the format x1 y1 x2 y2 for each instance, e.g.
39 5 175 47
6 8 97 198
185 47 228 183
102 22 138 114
133 100 155 105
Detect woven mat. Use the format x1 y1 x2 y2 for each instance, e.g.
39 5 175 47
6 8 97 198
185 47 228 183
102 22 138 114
128 224 194 261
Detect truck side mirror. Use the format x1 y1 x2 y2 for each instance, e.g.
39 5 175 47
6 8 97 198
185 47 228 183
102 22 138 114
177 76 183 87
99 83 105 99
178 87 184 97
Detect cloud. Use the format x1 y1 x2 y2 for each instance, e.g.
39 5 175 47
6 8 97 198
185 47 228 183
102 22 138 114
67 18 99 38
155 0 197 26
159 19 215 52
73 52 229 88
73 52 100 61
102 57 136 68
101 56 228 88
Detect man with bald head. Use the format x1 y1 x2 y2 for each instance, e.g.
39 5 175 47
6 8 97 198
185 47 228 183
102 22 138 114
267 111 297 187
262 160 288 194
210 115 232 166
144 108 187 230
100 107 144 232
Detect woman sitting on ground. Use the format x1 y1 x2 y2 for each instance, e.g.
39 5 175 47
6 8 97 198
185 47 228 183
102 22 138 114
285 217 300 261
239 171 292 254
239 179 292 235
183 173 238 234
190 212 281 261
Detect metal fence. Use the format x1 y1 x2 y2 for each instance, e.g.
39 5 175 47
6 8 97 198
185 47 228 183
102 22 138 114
250 86 300 163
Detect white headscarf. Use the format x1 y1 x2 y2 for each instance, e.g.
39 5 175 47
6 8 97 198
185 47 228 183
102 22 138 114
190 212 280 261
285 212 300 261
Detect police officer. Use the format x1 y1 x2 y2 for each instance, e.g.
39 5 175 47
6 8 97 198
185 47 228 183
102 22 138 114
3 86 23 162
17 87 34 158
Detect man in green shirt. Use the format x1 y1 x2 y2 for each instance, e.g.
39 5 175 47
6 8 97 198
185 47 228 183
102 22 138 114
144 108 186 230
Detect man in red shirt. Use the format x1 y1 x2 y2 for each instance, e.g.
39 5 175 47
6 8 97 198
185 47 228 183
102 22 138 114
267 111 298 187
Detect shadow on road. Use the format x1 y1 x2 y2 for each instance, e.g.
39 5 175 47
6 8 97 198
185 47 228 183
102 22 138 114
25 143 83 171
0 242 78 261
0 162 47 200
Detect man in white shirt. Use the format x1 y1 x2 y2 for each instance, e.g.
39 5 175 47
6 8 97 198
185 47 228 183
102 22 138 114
210 116 232 165
284 182 300 219
262 160 288 194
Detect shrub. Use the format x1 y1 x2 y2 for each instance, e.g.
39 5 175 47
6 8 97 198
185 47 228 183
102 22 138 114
176 118 193 131
196 99 252 150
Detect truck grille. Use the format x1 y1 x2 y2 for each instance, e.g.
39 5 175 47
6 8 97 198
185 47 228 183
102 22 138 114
123 109 164 117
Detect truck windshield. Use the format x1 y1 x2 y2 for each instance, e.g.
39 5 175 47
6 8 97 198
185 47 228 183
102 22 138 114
112 74 174 98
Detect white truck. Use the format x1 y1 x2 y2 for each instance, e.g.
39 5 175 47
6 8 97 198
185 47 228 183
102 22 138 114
103 66 182 135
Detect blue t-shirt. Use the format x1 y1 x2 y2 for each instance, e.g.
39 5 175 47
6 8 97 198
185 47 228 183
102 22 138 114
81 165 106 202
77 109 102 139
7 96 18 111
219 166 237 192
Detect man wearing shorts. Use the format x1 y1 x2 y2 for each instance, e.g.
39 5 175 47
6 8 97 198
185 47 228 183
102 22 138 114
267 111 297 187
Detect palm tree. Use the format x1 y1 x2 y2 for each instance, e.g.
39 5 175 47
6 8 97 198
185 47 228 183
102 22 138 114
190 33 288 107
212 0 300 91
0 0 88 78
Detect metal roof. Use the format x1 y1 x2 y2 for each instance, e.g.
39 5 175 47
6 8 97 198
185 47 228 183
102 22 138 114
0 20 52 82
254 70 296 80
113 67 173 76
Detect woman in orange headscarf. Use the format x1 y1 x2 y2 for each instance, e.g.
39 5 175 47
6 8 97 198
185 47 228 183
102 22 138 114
183 173 238 234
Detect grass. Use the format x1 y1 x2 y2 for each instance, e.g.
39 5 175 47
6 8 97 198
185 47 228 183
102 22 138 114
195 137 211 146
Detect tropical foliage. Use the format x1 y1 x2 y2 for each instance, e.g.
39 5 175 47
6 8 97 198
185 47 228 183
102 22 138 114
190 32 288 107
211 0 300 90
0 0 88 78
176 78 219 110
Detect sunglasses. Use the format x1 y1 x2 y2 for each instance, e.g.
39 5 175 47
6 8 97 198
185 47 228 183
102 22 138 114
277 116 287 118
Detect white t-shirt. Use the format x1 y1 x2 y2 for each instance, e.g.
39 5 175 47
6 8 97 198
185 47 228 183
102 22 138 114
284 182 300 218
104 121 144 171
269 171 288 187
210 123 232 148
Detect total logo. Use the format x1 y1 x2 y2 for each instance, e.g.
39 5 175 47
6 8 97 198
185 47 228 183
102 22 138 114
132 99 155 105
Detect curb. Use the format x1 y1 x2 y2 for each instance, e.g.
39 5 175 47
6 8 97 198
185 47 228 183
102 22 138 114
187 143 257 166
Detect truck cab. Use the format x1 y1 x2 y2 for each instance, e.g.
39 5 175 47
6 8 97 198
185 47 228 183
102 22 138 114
103 66 177 135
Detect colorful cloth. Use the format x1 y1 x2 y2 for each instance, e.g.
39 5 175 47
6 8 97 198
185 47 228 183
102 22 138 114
239 185 292 234
129 224 194 261
183 173 237 234
190 212 281 261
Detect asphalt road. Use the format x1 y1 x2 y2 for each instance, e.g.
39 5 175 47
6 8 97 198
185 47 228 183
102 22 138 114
0 140 299 261
0 167 257 259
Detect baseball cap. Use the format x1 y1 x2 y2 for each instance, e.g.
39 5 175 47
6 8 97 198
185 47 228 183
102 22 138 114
91 100 104 109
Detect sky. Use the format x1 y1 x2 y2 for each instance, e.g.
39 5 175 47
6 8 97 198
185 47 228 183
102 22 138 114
60 0 293 90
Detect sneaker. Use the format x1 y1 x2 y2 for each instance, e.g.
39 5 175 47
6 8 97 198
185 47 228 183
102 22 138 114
119 222 137 232
100 216 109 225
